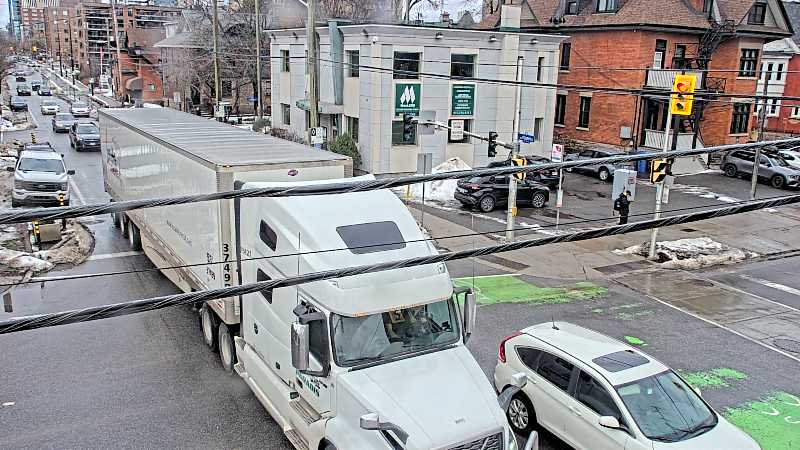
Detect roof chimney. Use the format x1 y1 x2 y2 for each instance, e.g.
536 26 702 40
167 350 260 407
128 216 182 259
500 1 521 30
441 10 451 24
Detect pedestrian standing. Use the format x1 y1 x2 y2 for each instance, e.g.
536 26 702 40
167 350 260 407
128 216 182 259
614 190 631 225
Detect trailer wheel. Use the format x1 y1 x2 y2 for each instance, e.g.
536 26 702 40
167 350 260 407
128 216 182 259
127 219 142 251
111 211 121 229
200 304 218 351
119 214 128 236
218 322 237 373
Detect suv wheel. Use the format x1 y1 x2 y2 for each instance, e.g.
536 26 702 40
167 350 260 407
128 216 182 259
507 392 536 434
598 167 611 182
723 164 738 178
478 195 496 213
531 191 547 208
771 175 787 189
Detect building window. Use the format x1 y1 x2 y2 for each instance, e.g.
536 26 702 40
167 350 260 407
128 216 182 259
769 98 779 116
597 0 616 13
392 120 417 145
534 118 543 141
347 50 359 77
791 106 800 119
346 116 359 142
536 56 544 82
653 39 666 69
394 52 420 79
448 119 472 143
451 54 475 78
777 63 784 81
559 42 571 71
555 94 567 126
738 49 759 77
566 0 578 14
280 49 290 72
748 2 767 25
147 83 155 91
578 96 591 129
281 103 290 125
730 103 751 134
766 62 773 81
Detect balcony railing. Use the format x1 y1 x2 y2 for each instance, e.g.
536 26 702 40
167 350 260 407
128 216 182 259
645 68 705 90
643 129 704 149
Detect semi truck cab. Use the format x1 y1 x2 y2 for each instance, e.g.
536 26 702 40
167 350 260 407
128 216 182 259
232 180 522 450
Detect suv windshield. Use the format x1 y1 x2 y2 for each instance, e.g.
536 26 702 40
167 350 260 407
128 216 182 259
616 371 717 443
18 157 64 173
331 299 460 366
76 124 98 134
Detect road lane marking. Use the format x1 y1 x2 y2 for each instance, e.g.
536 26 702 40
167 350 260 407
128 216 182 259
708 277 800 314
69 179 86 206
86 251 143 261
2 401 15 407
739 274 800 298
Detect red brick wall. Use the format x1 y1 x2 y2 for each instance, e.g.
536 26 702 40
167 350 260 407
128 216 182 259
766 54 800 135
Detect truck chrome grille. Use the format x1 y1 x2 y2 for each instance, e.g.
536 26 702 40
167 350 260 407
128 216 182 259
23 181 61 192
449 432 503 450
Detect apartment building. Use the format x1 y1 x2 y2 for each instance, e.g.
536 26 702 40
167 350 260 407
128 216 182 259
43 6 79 75
757 0 800 136
482 0 793 152
270 16 564 174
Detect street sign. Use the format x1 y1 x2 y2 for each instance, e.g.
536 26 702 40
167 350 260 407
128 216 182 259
518 132 535 144
395 83 421 117
551 144 564 163
612 169 637 201
247 96 257 103
310 127 326 145
450 119 464 141
662 175 675 204
556 189 563 208
451 84 475 116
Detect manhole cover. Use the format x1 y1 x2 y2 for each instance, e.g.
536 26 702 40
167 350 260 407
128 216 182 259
773 338 800 354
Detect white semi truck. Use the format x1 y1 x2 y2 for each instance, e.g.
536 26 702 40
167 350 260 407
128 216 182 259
100 109 534 450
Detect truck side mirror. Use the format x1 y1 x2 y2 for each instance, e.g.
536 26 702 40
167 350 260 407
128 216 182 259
523 431 539 450
5 166 14 172
463 291 477 343
290 322 310 371
67 169 75 175
360 412 409 444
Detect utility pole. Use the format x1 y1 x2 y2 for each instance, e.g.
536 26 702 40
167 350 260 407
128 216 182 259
648 107 673 258
751 73 770 199
306 0 319 139
211 0 222 109
505 56 524 241
66 17 75 85
254 0 263 118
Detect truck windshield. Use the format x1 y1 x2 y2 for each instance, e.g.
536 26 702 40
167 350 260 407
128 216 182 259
18 158 64 173
331 299 460 366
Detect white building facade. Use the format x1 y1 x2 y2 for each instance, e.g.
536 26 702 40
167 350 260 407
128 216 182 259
269 22 564 174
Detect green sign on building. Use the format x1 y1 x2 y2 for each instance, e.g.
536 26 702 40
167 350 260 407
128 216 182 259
395 83 421 117
451 84 475 116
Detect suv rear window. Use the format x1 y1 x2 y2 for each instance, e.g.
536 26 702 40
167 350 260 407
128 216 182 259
336 221 405 254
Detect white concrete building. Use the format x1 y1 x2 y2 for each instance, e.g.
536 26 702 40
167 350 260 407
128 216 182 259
269 18 565 174
756 37 800 121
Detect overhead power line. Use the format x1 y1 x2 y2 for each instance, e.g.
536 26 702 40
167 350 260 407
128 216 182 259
1 194 799 335
0 138 796 225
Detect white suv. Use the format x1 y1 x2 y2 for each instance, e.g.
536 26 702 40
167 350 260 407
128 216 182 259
494 322 760 450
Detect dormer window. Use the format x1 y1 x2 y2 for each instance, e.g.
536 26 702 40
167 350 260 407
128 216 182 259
748 2 766 25
596 0 616 13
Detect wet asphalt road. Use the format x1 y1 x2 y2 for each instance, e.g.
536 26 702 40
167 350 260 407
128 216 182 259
0 69 799 450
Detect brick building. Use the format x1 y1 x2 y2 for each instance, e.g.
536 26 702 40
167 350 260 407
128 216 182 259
43 6 80 76
482 0 793 152
759 0 800 136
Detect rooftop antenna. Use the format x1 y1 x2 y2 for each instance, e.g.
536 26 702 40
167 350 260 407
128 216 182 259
551 314 559 330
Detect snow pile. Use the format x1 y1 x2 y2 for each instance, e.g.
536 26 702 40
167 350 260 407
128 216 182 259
0 248 54 272
614 237 758 269
402 157 471 205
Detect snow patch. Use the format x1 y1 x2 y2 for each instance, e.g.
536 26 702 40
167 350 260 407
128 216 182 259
395 157 471 207
614 237 758 269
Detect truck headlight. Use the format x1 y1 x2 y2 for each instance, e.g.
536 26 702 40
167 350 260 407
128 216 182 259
14 180 23 190
60 182 68 191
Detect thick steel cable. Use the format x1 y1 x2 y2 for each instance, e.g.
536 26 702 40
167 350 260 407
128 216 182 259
1 194 798 335
0 138 797 225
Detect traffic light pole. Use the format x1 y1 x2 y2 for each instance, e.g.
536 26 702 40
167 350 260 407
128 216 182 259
648 107 673 259
505 56 524 241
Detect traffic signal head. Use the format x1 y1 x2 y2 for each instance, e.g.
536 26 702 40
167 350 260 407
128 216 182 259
650 158 672 183
402 114 415 141
488 131 498 157
670 74 697 116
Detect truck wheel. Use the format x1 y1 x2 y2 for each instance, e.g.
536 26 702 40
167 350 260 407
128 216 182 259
322 442 337 450
199 304 218 351
218 322 237 373
507 392 536 435
120 215 128 236
127 220 142 250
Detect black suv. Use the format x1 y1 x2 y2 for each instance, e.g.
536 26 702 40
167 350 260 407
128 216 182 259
488 156 560 187
69 122 101 151
455 175 550 212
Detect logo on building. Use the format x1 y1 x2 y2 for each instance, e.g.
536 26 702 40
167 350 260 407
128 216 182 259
395 83 421 117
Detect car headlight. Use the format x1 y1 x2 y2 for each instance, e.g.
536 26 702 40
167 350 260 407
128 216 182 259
14 180 23 190
60 182 68 191
505 428 518 450
789 174 799 180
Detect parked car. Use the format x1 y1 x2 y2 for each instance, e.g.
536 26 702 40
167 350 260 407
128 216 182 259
37 85 52 96
9 96 28 112
564 149 633 182
30 79 42 91
70 101 90 118
40 99 59 115
7 149 74 207
488 156 561 188
52 112 77 133
495 322 761 450
721 150 800 189
16 83 31 96
69 122 100 151
774 148 800 170
15 75 25 82
455 174 550 212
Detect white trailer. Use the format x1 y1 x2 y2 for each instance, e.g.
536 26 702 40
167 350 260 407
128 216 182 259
99 108 352 338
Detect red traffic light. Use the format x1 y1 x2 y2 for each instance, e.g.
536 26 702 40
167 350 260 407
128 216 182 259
676 82 689 93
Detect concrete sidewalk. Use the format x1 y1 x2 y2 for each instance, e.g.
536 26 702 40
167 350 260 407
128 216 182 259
410 203 800 281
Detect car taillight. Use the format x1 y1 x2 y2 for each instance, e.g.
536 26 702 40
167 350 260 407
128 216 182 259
498 331 523 363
